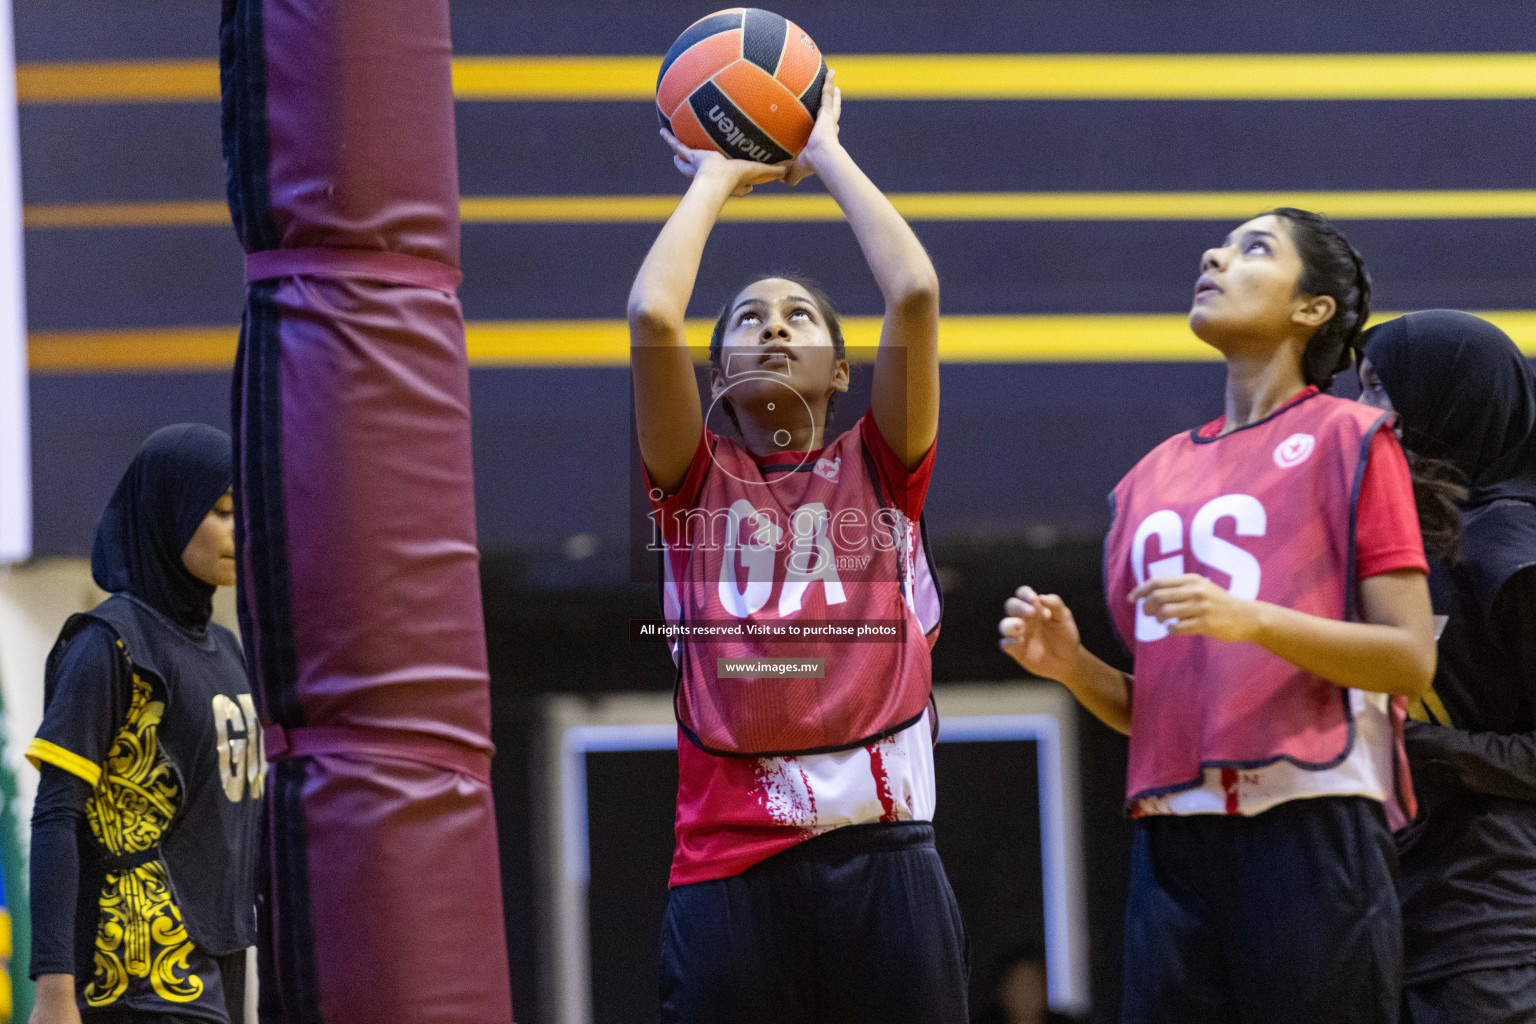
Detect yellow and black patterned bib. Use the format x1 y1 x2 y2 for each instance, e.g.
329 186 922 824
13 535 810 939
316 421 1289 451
83 670 221 1008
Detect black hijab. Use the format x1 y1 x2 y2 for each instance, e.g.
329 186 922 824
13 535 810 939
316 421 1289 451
91 424 233 631
1363 310 1536 508
1365 311 1536 611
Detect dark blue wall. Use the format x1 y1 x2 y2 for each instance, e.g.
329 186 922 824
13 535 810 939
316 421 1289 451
18 1 1536 556
19 7 1536 1022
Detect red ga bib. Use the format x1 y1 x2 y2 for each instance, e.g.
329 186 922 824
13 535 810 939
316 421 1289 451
664 427 940 756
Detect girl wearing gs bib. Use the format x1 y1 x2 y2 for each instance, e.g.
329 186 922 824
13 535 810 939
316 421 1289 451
629 70 962 1023
1000 209 1437 1024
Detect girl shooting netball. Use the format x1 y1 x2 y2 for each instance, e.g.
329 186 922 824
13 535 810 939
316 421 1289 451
630 44 966 1021
1000 210 1437 1023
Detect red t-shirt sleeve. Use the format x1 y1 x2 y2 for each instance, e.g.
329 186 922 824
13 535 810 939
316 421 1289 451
1355 427 1430 579
644 429 711 512
642 429 714 551
859 414 936 521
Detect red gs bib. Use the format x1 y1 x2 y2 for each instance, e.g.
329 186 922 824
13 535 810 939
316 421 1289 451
1104 391 1397 806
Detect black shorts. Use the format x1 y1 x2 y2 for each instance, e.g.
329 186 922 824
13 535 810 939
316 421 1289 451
660 820 969 1024
1122 796 1401 1024
1405 965 1536 1024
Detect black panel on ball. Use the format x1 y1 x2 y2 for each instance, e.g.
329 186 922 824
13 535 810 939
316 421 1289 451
742 8 789 75
656 9 743 85
687 79 794 163
798 60 827 115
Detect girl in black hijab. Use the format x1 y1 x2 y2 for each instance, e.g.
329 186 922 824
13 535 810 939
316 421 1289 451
1359 310 1536 1024
26 424 262 1024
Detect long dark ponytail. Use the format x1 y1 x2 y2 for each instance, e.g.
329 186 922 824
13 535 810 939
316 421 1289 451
1273 208 1463 560
1400 446 1466 562
1267 207 1372 389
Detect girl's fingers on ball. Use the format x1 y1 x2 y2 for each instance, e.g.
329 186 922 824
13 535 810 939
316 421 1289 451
661 129 692 159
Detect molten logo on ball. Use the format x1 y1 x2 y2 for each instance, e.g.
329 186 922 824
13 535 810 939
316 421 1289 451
708 105 775 162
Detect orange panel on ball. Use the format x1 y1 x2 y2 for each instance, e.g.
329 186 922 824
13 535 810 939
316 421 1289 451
712 59 814 152
668 99 715 152
657 30 744 119
775 19 823 99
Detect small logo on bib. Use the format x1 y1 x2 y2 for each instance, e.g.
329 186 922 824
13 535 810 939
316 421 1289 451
814 456 841 483
1273 433 1315 468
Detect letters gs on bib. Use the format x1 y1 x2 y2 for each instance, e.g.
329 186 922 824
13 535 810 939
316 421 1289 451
1129 438 1315 641
1131 494 1267 642
212 694 265 802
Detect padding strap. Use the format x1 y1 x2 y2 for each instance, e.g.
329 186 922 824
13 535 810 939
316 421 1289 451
264 723 492 784
245 247 463 293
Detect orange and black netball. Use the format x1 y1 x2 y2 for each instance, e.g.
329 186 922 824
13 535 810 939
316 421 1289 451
656 8 827 163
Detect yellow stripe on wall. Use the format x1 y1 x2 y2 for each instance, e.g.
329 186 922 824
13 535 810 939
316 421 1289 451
466 315 1227 365
451 56 658 100
27 311 1536 373
17 59 215 103
27 327 239 372
18 53 1536 104
466 189 1536 223
26 189 1536 230
24 200 231 229
830 53 1536 101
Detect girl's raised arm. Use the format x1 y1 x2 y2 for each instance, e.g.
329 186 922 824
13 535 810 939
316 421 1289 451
788 70 940 469
1130 568 1435 697
627 138 786 493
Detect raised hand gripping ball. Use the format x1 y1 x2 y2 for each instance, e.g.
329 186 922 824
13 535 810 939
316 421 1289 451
656 8 827 163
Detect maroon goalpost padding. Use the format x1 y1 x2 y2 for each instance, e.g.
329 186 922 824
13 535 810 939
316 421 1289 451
221 0 514 1019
